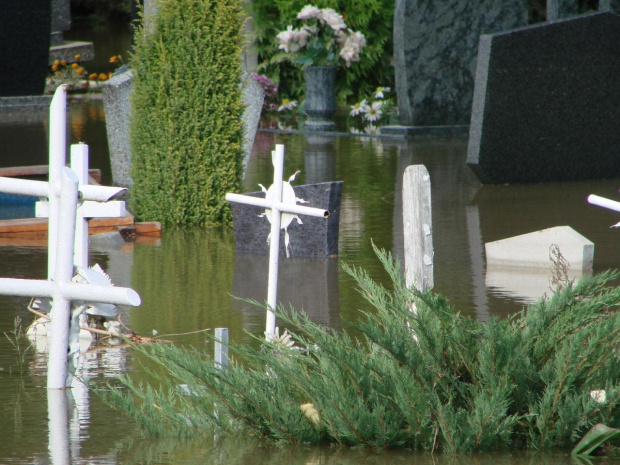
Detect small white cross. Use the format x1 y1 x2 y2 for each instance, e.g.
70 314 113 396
226 144 328 338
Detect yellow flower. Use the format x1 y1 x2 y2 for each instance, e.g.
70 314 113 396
109 55 119 63
53 59 60 66
74 54 81 61
71 63 78 69
76 67 85 76
98 73 108 81
60 60 67 67
51 64 59 72
89 73 98 80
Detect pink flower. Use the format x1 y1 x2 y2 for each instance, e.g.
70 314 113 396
318 8 346 31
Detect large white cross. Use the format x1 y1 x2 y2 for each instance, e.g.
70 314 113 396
0 86 140 389
226 144 329 338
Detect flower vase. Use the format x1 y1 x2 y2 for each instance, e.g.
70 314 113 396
304 66 337 131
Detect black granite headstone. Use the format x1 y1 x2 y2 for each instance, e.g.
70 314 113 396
393 0 527 126
231 181 342 258
467 12 620 184
0 0 51 96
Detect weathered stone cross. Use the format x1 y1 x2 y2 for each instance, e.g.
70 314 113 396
226 144 328 339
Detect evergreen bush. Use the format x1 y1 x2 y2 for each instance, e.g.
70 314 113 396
130 0 245 225
100 246 619 452
249 0 394 102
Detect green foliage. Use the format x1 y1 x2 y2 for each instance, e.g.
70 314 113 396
248 0 394 102
99 246 620 452
130 0 245 225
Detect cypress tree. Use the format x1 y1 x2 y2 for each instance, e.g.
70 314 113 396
130 0 245 225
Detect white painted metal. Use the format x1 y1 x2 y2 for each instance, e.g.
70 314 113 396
48 86 67 281
225 144 328 338
266 146 284 335
71 144 89 268
403 165 434 292
214 327 229 369
225 193 328 218
47 168 79 389
588 194 620 213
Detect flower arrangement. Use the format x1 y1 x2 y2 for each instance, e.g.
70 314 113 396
348 86 394 134
276 5 366 68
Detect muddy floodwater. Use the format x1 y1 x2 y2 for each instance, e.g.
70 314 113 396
1 19 620 461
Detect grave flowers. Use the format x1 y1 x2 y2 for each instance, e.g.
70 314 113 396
276 5 366 68
276 5 367 131
348 86 395 134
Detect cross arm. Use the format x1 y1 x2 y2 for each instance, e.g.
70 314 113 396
225 193 329 218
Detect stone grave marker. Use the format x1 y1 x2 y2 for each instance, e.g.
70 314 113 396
547 0 578 20
230 181 342 258
392 0 527 127
467 12 620 184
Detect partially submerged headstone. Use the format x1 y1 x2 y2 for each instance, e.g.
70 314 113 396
485 225 594 270
485 226 593 302
102 68 134 188
241 68 264 174
231 181 342 258
392 0 527 126
467 12 620 184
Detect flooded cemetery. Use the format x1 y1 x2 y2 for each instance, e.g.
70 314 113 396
1 0 619 463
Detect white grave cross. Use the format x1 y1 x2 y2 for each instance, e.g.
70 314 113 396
226 144 329 338
0 86 140 389
0 168 140 389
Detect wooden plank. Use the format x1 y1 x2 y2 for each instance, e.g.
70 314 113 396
0 164 101 183
135 221 162 236
403 165 434 292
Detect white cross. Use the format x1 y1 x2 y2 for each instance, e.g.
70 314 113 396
226 144 329 338
0 86 140 389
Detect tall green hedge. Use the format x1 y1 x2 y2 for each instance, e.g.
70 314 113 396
130 0 245 225
249 0 394 102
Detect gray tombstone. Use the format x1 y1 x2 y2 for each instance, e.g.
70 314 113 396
600 0 620 13
102 68 134 188
241 68 264 175
546 0 578 20
51 0 71 45
467 12 620 184
393 0 527 127
231 182 343 258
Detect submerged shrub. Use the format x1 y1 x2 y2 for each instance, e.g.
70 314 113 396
130 0 245 225
100 246 620 452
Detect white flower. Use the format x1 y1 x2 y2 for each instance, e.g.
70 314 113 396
339 31 366 67
349 99 370 117
277 26 299 53
265 327 296 348
374 87 391 99
318 8 346 31
590 389 606 403
363 101 383 122
278 98 298 112
297 5 321 20
349 127 362 134
364 124 380 135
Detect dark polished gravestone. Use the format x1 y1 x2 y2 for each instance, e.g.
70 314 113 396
0 0 51 96
393 0 527 127
467 12 620 184
231 181 342 258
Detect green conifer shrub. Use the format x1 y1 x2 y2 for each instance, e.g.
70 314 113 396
100 246 619 452
130 0 245 225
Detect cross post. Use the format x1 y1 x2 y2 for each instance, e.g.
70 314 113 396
226 144 329 338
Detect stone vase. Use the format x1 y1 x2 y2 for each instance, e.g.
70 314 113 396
304 66 337 131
